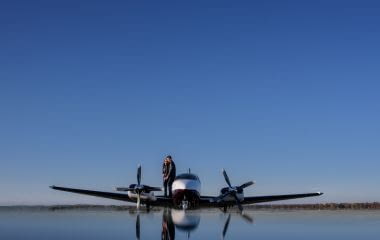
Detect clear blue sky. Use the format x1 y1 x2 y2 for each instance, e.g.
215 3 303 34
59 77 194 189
1 0 379 205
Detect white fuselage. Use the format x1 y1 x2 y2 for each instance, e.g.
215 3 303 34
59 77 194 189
171 173 201 208
172 178 201 193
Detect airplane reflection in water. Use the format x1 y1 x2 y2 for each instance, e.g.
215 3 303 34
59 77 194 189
134 208 252 240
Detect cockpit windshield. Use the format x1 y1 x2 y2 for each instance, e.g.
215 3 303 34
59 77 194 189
175 173 199 181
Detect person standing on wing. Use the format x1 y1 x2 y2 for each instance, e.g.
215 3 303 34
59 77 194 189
162 155 176 197
162 157 169 197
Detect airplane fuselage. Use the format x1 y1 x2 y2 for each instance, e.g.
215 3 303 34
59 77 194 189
124 174 202 209
125 173 245 209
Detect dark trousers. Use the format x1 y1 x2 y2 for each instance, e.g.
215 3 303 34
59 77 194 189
164 178 174 197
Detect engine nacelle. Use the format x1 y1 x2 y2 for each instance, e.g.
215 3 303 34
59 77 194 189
219 187 244 202
127 189 156 202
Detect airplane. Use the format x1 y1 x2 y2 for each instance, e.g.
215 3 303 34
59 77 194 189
50 165 323 212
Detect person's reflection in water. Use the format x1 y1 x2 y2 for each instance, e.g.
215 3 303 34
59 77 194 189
162 208 175 240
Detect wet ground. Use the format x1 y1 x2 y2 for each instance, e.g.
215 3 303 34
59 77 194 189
1 208 379 239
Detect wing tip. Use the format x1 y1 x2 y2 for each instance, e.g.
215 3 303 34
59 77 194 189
50 185 62 190
316 192 324 196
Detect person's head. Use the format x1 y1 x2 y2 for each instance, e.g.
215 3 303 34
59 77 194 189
165 155 172 163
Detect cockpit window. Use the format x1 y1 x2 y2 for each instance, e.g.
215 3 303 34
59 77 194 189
175 173 199 181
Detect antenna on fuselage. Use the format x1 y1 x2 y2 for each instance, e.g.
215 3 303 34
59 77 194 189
188 168 191 174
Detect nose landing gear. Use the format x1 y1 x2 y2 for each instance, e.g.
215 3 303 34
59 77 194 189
173 191 200 210
182 195 189 210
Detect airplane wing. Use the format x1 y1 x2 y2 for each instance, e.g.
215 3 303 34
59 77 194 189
50 185 173 206
199 192 323 207
151 196 173 206
51 186 322 207
241 192 323 204
50 186 133 202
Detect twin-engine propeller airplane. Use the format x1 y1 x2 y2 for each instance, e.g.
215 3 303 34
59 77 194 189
51 165 323 212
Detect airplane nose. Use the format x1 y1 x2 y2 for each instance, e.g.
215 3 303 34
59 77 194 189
173 180 196 191
176 181 188 189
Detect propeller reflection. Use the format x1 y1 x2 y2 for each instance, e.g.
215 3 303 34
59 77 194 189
221 212 254 239
136 214 140 240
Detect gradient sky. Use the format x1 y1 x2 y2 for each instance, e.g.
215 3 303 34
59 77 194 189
1 0 379 205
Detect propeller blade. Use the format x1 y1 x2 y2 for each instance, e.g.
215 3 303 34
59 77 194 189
137 193 141 209
222 214 231 239
136 214 140 240
232 193 243 212
222 169 232 188
137 165 141 185
240 213 254 223
239 181 254 189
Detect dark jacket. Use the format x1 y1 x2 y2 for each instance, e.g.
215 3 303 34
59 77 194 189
163 161 176 181
168 161 176 180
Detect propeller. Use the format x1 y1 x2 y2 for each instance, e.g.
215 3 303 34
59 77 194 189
116 165 162 209
217 169 255 213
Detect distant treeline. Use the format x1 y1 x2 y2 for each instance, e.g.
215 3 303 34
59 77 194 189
1 203 380 211
248 202 380 210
